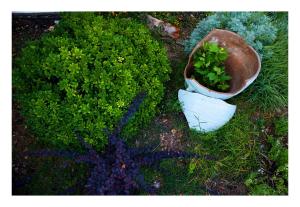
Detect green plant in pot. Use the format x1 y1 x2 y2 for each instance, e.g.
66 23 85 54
192 42 231 92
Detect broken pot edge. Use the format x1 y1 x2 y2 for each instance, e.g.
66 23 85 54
184 29 261 100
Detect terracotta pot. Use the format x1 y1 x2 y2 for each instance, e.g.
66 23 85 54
184 29 261 100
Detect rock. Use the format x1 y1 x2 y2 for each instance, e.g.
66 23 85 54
147 15 180 39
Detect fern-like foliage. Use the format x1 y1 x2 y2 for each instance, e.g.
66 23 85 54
184 12 278 58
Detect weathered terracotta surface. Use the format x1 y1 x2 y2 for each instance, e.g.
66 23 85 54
184 29 260 94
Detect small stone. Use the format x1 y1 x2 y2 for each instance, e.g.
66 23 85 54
47 25 55 31
258 168 264 174
153 180 160 189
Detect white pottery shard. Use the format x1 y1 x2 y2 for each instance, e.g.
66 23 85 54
178 89 236 132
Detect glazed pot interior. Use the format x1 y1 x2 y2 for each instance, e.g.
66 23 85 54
185 29 260 94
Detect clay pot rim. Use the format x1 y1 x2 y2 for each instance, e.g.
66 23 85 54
184 29 261 95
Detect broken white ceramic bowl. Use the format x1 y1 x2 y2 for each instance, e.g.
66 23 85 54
178 89 236 132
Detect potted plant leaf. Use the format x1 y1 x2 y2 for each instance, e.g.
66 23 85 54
192 42 231 92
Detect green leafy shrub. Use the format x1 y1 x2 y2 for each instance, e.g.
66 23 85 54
245 135 288 195
13 12 171 151
274 116 288 137
244 113 288 195
184 12 277 58
192 42 231 91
